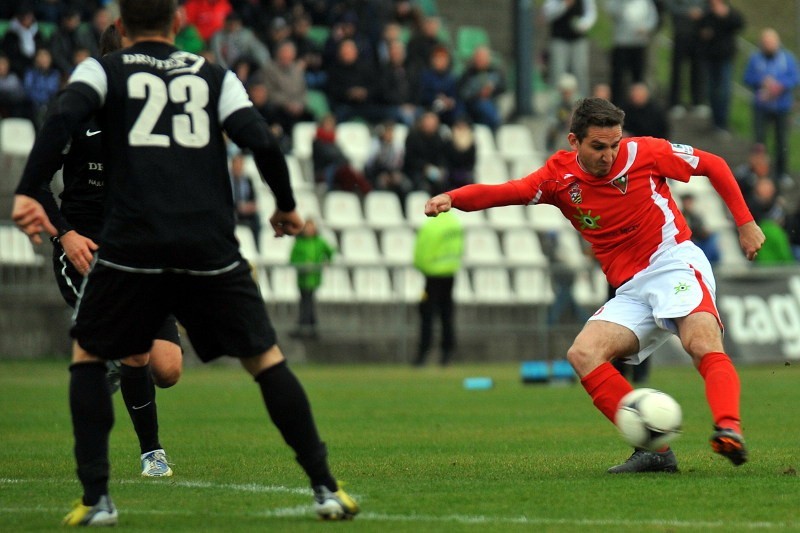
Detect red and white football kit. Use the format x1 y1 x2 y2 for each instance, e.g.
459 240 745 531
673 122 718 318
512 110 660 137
447 136 754 362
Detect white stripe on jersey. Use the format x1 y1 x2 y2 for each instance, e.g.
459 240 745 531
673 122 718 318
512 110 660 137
218 70 253 124
68 57 108 105
607 140 637 183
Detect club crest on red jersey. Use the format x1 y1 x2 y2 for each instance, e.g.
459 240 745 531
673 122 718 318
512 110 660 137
611 174 628 194
569 182 583 204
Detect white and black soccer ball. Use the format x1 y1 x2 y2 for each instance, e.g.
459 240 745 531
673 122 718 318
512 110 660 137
615 388 682 451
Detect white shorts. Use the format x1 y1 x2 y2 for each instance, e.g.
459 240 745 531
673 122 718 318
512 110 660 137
588 241 721 364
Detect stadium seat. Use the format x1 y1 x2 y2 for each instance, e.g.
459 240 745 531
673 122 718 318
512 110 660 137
572 267 608 308
455 25 490 61
453 270 474 303
496 124 538 162
305 89 330 121
339 227 381 265
463 227 503 266
269 266 300 302
472 267 513 304
352 266 394 302
291 121 317 162
391 123 409 150
502 228 548 267
472 123 498 158
364 191 405 229
716 228 748 268
512 267 555 304
455 209 487 230
307 25 330 47
694 194 732 231
393 266 425 303
335 122 372 170
295 189 322 220
285 154 312 192
475 155 509 185
669 175 715 197
0 117 36 157
381 226 416 266
528 204 569 232
487 204 527 229
555 230 591 270
405 190 430 229
323 191 364 230
259 231 294 266
316 265 354 302
510 155 545 180
0 225 42 266
234 226 261 265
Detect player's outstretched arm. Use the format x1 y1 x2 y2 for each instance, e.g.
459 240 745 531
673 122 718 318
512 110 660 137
737 220 765 261
11 195 57 245
425 194 453 216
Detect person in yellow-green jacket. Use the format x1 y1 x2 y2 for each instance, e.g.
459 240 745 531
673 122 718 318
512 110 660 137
413 210 464 366
290 218 335 338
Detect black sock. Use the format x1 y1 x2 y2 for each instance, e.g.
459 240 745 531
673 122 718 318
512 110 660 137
255 361 337 491
120 363 161 454
69 362 114 506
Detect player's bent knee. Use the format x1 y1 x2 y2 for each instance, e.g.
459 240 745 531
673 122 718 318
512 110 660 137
121 353 150 367
240 344 285 377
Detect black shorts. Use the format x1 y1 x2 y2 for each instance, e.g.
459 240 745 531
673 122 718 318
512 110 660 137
53 240 181 347
72 260 275 361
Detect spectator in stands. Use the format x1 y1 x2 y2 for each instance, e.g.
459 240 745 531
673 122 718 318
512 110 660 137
392 0 423 28
458 46 505 132
264 40 314 134
76 7 112 59
547 73 580 151
378 39 418 127
23 48 60 130
246 75 290 152
291 13 325 90
620 82 669 139
326 39 384 123
680 194 720 265
404 111 449 194
413 210 464 367
445 118 476 189
667 0 706 118
365 121 412 204
405 15 444 82
542 0 597 99
175 5 207 55
1 4 46 77
322 11 373 69
784 200 800 261
230 152 262 249
312 114 372 195
592 81 612 100
754 214 795 265
34 0 64 24
417 45 461 127
605 0 659 105
734 143 770 206
184 0 233 42
0 53 29 119
50 8 84 77
743 28 799 189
290 218 335 340
210 11 270 71
698 0 744 138
747 175 786 225
376 22 403 65
265 17 293 57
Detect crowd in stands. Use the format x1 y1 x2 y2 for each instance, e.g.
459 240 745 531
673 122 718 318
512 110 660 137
1 0 800 265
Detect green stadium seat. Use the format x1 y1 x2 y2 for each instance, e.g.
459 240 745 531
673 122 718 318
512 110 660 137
307 25 330 48
414 0 439 16
38 21 56 41
305 89 330 120
0 20 9 39
456 25 490 61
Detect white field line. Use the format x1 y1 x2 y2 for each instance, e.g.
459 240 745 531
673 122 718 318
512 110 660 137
0 478 796 530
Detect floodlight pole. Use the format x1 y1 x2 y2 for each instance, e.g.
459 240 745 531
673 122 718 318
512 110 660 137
513 0 535 117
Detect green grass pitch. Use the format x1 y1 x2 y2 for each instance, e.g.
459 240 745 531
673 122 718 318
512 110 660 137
1 359 798 532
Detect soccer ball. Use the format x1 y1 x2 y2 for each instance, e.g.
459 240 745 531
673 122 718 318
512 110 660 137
615 388 682 451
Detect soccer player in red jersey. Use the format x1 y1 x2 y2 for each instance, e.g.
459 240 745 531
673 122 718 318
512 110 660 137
425 97 765 473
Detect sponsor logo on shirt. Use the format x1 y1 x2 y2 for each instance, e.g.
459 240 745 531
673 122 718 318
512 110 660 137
573 207 601 230
670 143 694 155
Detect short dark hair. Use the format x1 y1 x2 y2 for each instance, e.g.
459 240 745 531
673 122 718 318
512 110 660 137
99 24 122 56
569 97 625 141
119 0 176 38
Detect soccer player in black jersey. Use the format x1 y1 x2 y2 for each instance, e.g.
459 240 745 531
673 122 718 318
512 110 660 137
38 24 181 479
12 0 359 526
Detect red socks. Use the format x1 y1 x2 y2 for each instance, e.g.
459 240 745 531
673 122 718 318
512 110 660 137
698 352 742 434
580 362 634 424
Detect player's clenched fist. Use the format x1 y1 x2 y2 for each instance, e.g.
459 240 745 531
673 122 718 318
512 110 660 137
424 194 453 217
